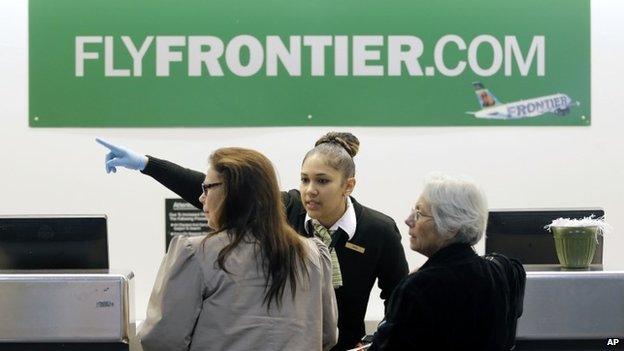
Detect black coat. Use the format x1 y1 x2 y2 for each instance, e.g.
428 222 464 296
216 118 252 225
143 156 409 351
369 243 526 351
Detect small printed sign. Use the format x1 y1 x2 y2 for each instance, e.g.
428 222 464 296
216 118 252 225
165 198 209 251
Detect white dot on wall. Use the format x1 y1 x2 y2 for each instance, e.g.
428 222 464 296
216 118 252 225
34 116 39 121
581 115 586 120
307 115 313 119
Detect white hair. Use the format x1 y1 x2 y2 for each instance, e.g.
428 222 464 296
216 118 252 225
421 174 488 245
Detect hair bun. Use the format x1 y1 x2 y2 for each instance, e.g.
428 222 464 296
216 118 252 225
315 132 360 158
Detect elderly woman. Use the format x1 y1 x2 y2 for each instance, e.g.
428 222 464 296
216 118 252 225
369 174 526 351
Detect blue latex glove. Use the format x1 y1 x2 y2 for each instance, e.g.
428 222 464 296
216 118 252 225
95 138 148 174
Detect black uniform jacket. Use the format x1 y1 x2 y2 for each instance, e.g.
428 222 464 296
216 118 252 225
142 156 409 350
369 243 526 351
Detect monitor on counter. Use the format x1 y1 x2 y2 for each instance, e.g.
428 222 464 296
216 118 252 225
0 215 109 269
485 208 604 265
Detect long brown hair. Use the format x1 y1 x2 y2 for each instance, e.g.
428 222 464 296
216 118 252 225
206 147 309 309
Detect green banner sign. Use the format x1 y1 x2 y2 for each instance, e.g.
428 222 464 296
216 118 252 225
29 0 590 127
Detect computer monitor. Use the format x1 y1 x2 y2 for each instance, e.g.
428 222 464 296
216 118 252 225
0 215 109 270
485 208 604 265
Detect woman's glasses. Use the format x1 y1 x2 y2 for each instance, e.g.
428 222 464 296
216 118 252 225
411 208 433 221
201 182 222 195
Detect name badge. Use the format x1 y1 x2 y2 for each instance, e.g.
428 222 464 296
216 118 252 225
345 242 365 254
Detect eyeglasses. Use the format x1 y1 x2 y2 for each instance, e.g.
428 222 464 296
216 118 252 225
201 182 223 195
412 208 433 221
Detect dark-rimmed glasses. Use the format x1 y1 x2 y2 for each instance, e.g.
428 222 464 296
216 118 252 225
201 182 222 195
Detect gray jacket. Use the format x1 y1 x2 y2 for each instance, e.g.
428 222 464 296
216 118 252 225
139 232 338 351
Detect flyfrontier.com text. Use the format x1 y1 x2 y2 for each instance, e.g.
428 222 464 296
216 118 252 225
75 34 545 78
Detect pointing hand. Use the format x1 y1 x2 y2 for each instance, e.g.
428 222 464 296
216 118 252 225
95 138 148 174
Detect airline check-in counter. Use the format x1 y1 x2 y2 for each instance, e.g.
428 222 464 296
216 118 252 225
516 265 624 351
0 216 136 350
488 209 624 350
0 270 136 351
1 212 623 350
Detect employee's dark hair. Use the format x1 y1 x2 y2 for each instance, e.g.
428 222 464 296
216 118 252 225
303 132 359 180
207 147 309 309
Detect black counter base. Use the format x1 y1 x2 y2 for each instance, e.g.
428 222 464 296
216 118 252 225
0 343 129 351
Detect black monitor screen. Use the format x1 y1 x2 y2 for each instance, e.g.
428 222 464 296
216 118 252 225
0 216 109 269
485 208 604 265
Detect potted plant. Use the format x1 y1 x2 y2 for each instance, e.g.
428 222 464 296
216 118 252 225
544 216 610 269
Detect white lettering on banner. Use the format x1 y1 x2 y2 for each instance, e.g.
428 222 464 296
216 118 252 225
352 36 384 76
156 36 185 77
334 36 349 76
505 36 545 76
387 36 423 76
75 36 103 76
121 36 154 77
267 36 301 76
434 34 466 77
226 35 264 77
104 36 130 76
468 35 503 77
303 36 332 76
188 36 225 76
74 35 547 78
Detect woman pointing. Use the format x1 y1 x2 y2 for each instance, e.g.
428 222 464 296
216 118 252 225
97 132 408 350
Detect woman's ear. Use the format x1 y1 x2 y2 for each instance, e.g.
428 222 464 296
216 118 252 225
344 177 356 196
